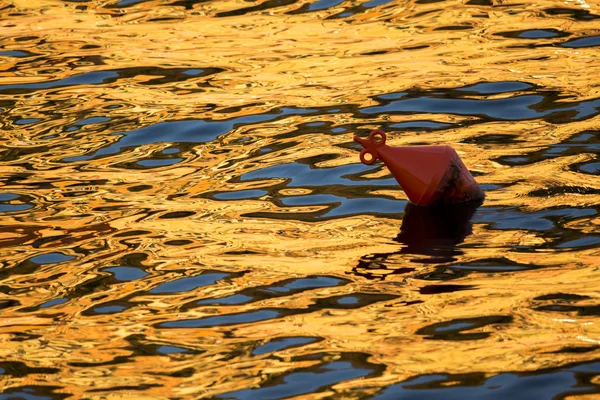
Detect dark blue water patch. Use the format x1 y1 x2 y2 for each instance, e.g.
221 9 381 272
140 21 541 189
253 337 321 356
568 99 600 121
536 208 596 220
562 35 600 48
67 273 132 312
570 361 600 372
0 193 19 201
458 81 532 94
150 272 229 294
501 156 530 164
185 275 350 309
336 296 359 305
75 116 111 126
496 29 566 39
363 0 395 7
519 29 561 38
114 0 148 6
433 321 476 333
160 309 281 328
308 0 345 11
0 71 119 93
306 122 326 127
63 107 318 161
323 197 406 218
579 161 600 174
315 293 398 309
0 50 32 57
15 118 41 125
92 305 127 314
197 294 253 305
183 69 205 76
39 298 68 308
62 117 112 132
0 192 32 213
544 142 600 156
495 130 600 165
213 189 267 200
279 193 407 218
156 345 191 354
261 276 347 294
546 140 590 154
162 147 180 155
365 91 600 123
472 207 596 232
136 158 182 167
2 66 218 95
29 253 74 265
103 266 147 281
362 94 543 119
377 92 407 100
557 236 600 249
479 184 502 191
241 162 398 187
216 359 374 400
389 120 453 130
416 315 512 340
473 207 553 231
570 132 595 142
374 362 600 399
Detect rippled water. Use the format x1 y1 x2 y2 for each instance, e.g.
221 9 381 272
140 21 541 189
1 0 600 398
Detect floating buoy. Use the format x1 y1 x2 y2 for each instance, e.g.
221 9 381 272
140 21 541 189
354 130 485 206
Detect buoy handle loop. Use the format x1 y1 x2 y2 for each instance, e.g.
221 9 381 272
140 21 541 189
354 130 387 166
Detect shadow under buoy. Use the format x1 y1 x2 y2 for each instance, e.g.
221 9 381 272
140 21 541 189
352 200 483 280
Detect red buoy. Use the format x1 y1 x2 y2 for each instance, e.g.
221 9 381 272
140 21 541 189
354 130 485 206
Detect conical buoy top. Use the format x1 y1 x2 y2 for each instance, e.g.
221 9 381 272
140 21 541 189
354 130 485 206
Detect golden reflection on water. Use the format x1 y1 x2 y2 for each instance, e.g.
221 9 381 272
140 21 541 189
1 0 600 398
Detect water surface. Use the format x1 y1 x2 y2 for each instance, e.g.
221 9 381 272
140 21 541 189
1 0 600 398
